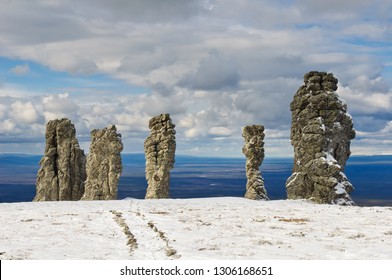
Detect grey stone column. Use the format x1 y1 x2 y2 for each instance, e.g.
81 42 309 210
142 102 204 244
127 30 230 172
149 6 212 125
34 118 86 201
286 71 356 205
144 114 176 199
242 125 268 200
82 125 123 200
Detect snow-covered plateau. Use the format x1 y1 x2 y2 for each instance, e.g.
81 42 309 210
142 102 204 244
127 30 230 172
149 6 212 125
1 197 391 260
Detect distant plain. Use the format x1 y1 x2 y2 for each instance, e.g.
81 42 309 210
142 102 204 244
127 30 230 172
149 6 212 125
0 154 391 206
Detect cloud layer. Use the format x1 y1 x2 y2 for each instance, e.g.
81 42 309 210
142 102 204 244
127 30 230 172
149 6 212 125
0 0 391 156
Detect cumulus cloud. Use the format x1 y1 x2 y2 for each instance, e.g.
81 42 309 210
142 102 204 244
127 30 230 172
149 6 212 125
350 124 392 155
337 84 392 115
0 0 391 155
0 94 43 135
10 101 39 124
0 95 45 141
0 119 16 133
42 93 80 122
381 121 392 133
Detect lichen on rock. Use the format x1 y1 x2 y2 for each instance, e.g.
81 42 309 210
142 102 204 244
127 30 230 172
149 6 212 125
34 118 86 201
82 125 123 200
286 71 356 205
242 125 268 200
144 114 176 199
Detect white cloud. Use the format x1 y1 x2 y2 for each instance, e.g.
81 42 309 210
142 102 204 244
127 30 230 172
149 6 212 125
347 75 390 93
178 116 196 129
10 101 39 124
0 119 16 133
305 53 350 65
37 48 98 74
342 23 388 40
337 85 392 114
113 113 150 133
351 138 392 155
184 127 200 139
42 93 80 122
208 126 234 137
0 0 391 156
10 64 30 75
381 121 392 133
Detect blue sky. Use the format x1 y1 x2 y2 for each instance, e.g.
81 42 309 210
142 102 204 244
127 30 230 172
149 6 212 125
0 0 391 157
0 57 144 95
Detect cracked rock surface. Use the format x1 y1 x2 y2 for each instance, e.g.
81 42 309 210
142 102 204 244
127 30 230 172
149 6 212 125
242 125 268 200
286 71 356 205
82 125 123 200
144 114 176 199
34 118 86 201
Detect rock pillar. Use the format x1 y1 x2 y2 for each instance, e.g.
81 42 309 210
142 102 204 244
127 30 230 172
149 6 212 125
144 114 176 199
34 118 86 201
242 125 268 200
82 125 123 200
286 71 356 205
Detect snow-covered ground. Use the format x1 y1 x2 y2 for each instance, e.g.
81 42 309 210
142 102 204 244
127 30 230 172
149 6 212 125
1 197 391 260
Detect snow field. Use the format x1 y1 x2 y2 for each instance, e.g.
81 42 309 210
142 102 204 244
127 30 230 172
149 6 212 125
1 197 391 260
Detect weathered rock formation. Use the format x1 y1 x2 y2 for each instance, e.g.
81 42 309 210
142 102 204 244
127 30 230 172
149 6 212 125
242 125 268 200
82 125 123 200
144 114 176 199
34 118 86 201
286 71 356 205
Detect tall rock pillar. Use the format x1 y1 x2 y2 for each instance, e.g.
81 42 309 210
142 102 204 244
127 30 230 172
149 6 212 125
34 118 86 201
144 114 176 199
82 125 123 200
242 125 268 200
286 71 356 205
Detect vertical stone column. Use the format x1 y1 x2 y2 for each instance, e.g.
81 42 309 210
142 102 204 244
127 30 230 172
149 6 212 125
82 125 123 200
242 125 268 200
34 118 86 201
144 114 176 199
286 71 356 205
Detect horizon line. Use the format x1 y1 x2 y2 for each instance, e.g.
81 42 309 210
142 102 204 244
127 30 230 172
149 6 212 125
1 152 392 159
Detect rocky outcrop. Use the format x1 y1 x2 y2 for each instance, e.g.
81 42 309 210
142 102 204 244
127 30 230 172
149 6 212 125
286 71 356 205
144 114 176 199
242 125 268 200
82 125 123 200
34 118 86 201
